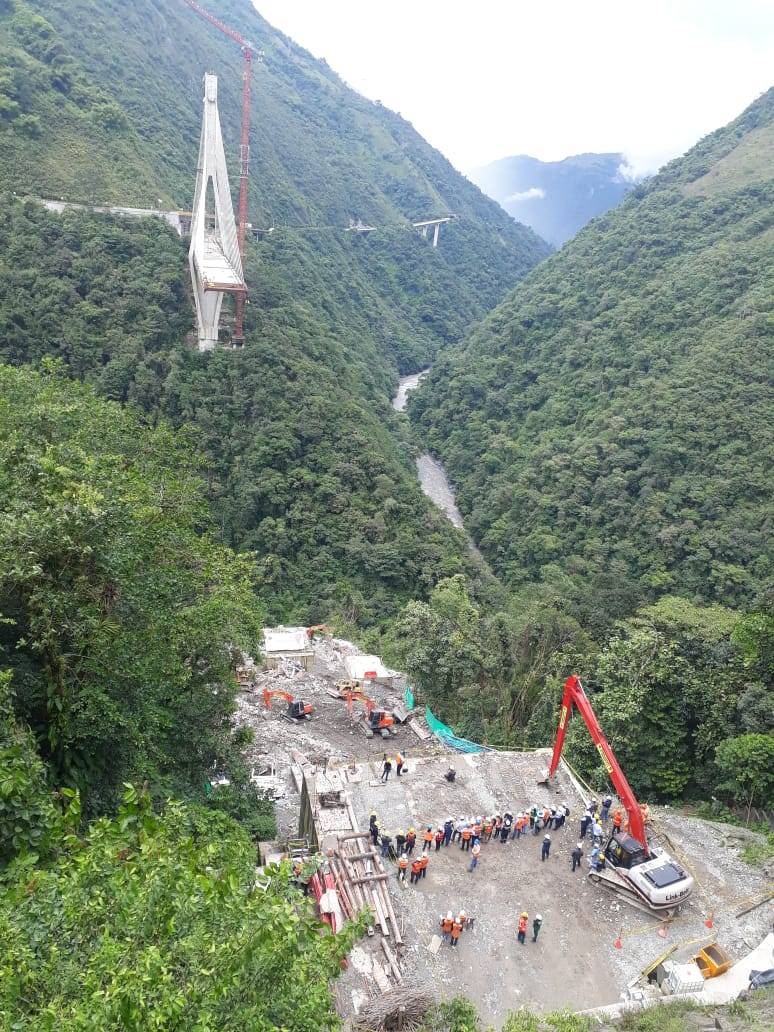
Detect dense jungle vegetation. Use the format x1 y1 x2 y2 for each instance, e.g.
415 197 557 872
0 0 548 625
413 88 774 635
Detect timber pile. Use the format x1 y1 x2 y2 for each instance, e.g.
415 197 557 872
333 830 404 950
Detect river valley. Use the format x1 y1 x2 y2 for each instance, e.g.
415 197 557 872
391 370 464 530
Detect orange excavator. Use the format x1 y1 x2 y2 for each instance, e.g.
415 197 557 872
262 688 313 721
540 674 693 914
344 689 397 739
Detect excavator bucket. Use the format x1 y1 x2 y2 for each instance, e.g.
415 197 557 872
536 768 551 786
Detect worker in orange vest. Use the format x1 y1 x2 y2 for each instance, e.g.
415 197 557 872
422 826 433 852
396 751 404 776
440 911 454 942
482 817 493 841
405 827 416 854
612 809 623 833
434 827 444 851
461 825 472 851
517 911 528 945
410 857 423 884
419 853 429 879
397 854 408 881
450 917 463 948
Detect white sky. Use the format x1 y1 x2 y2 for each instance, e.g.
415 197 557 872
253 0 774 176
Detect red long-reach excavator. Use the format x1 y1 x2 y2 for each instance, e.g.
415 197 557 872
262 688 313 722
542 675 693 914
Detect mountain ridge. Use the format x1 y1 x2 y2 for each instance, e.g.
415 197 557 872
413 87 774 632
469 150 636 246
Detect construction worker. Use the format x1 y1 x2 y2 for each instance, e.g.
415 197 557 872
457 908 467 930
601 795 613 822
493 814 503 839
398 853 408 881
422 826 433 852
482 816 493 842
370 814 379 847
405 827 416 855
532 914 543 943
469 840 481 873
529 805 537 832
440 911 453 942
395 830 406 855
453 817 465 843
542 806 551 831
589 799 598 817
580 810 592 839
592 820 603 845
461 824 472 851
443 818 454 846
571 842 583 872
450 916 463 948
434 828 444 851
500 814 512 843
419 852 429 879
532 808 542 835
380 755 392 783
410 857 422 885
588 845 600 871
517 911 528 945
380 830 392 858
472 818 482 843
396 751 404 777
612 809 623 834
541 833 551 861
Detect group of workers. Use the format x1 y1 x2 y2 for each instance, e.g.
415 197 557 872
439 908 473 947
368 791 631 949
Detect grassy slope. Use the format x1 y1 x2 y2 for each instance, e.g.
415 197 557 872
412 88 774 629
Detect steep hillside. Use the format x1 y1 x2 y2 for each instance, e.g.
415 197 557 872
470 152 635 246
0 0 549 350
0 0 550 625
413 89 774 632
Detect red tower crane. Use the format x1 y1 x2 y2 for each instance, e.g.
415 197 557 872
183 0 257 345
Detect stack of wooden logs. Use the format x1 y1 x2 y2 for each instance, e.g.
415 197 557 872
332 831 403 949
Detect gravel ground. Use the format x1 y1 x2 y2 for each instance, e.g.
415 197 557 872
234 634 774 1024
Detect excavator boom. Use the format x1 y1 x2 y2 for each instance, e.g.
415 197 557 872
547 675 647 850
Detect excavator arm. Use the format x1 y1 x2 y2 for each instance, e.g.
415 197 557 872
547 675 648 851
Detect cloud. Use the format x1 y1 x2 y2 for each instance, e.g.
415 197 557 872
505 187 546 203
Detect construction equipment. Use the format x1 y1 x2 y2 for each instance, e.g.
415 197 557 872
541 674 694 914
344 690 397 739
182 0 259 345
262 688 313 721
306 624 332 639
693 943 732 978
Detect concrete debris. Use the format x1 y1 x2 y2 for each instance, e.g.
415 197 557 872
232 632 773 1027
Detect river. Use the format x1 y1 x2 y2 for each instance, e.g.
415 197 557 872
391 370 465 530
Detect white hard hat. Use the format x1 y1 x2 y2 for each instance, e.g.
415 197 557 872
577 842 583 848
535 914 542 921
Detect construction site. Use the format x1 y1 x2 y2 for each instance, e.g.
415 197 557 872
233 631 774 1029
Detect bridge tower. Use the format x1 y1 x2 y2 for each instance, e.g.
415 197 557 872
189 73 246 351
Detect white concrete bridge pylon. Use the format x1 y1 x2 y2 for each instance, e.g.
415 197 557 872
189 73 246 351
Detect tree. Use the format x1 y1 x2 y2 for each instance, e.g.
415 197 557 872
0 785 363 1030
714 734 774 818
0 363 263 813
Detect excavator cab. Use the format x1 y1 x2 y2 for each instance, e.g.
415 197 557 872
605 833 649 870
287 699 313 720
368 709 393 731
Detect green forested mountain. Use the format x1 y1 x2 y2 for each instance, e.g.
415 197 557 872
0 0 549 624
412 88 774 634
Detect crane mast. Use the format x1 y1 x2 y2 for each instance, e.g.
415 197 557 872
547 674 648 850
183 0 256 345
